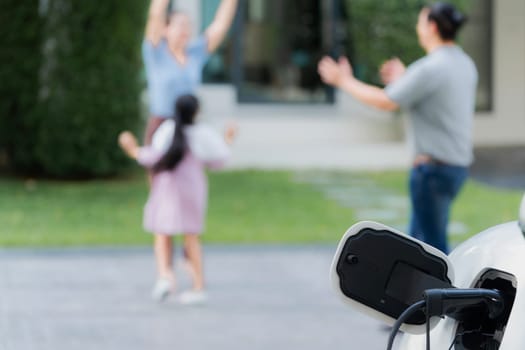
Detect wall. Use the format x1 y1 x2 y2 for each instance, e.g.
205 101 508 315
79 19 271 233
474 0 525 145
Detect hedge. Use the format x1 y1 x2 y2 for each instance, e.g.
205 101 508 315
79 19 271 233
34 0 149 177
1 1 147 177
0 1 42 170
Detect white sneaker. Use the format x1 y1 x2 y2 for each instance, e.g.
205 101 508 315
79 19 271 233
177 290 208 305
151 278 173 302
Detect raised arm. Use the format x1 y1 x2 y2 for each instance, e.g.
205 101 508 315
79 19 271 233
204 0 239 53
318 56 399 112
119 131 163 167
145 0 170 45
224 122 237 145
119 131 140 159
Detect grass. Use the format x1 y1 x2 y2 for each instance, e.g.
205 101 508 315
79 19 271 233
0 175 150 246
0 170 354 246
0 170 522 247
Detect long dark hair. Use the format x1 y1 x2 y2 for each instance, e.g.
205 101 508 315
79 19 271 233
426 2 467 41
153 94 199 173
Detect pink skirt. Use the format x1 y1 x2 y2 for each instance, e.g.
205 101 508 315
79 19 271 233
143 153 207 235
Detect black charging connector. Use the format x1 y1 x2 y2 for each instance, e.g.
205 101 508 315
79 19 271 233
387 288 504 350
424 288 504 321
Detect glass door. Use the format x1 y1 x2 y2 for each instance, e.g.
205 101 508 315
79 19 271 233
233 0 336 103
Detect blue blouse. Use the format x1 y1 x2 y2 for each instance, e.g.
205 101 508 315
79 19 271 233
142 36 210 118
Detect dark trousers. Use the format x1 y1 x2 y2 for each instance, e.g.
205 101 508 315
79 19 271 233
409 163 468 254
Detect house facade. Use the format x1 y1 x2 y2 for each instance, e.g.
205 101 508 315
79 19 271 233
175 0 524 169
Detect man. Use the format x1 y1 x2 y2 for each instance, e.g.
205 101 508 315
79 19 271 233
318 2 478 253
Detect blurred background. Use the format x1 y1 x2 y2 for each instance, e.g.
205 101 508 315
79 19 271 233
1 1 524 349
2 0 518 178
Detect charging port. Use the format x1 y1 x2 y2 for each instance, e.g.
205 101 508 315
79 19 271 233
453 270 517 349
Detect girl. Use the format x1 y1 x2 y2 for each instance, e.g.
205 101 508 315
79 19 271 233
119 95 236 303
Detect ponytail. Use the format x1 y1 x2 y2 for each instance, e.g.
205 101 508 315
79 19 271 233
427 2 467 41
153 95 199 173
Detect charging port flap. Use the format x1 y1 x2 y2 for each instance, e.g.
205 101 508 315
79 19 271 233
330 221 455 334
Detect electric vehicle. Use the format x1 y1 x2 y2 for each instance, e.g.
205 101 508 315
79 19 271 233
330 196 525 349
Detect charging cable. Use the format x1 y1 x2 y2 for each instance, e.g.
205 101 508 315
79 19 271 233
386 300 426 350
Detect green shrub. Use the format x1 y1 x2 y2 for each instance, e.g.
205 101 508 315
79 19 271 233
0 1 42 170
2 1 147 177
30 0 148 177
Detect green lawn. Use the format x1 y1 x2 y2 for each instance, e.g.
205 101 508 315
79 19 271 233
0 170 522 247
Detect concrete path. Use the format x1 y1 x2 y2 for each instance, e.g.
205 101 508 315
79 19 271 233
0 246 391 350
294 172 468 238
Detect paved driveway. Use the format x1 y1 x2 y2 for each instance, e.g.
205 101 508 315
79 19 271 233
0 246 388 350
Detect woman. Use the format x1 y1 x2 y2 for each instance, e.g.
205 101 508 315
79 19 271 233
318 2 478 253
143 0 238 145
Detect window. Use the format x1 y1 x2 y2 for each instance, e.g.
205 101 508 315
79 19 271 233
461 0 493 111
233 0 334 103
201 0 493 109
201 0 234 83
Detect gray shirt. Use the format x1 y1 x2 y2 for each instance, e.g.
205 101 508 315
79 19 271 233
385 46 478 166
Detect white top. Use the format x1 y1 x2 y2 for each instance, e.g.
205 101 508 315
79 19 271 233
152 119 230 162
